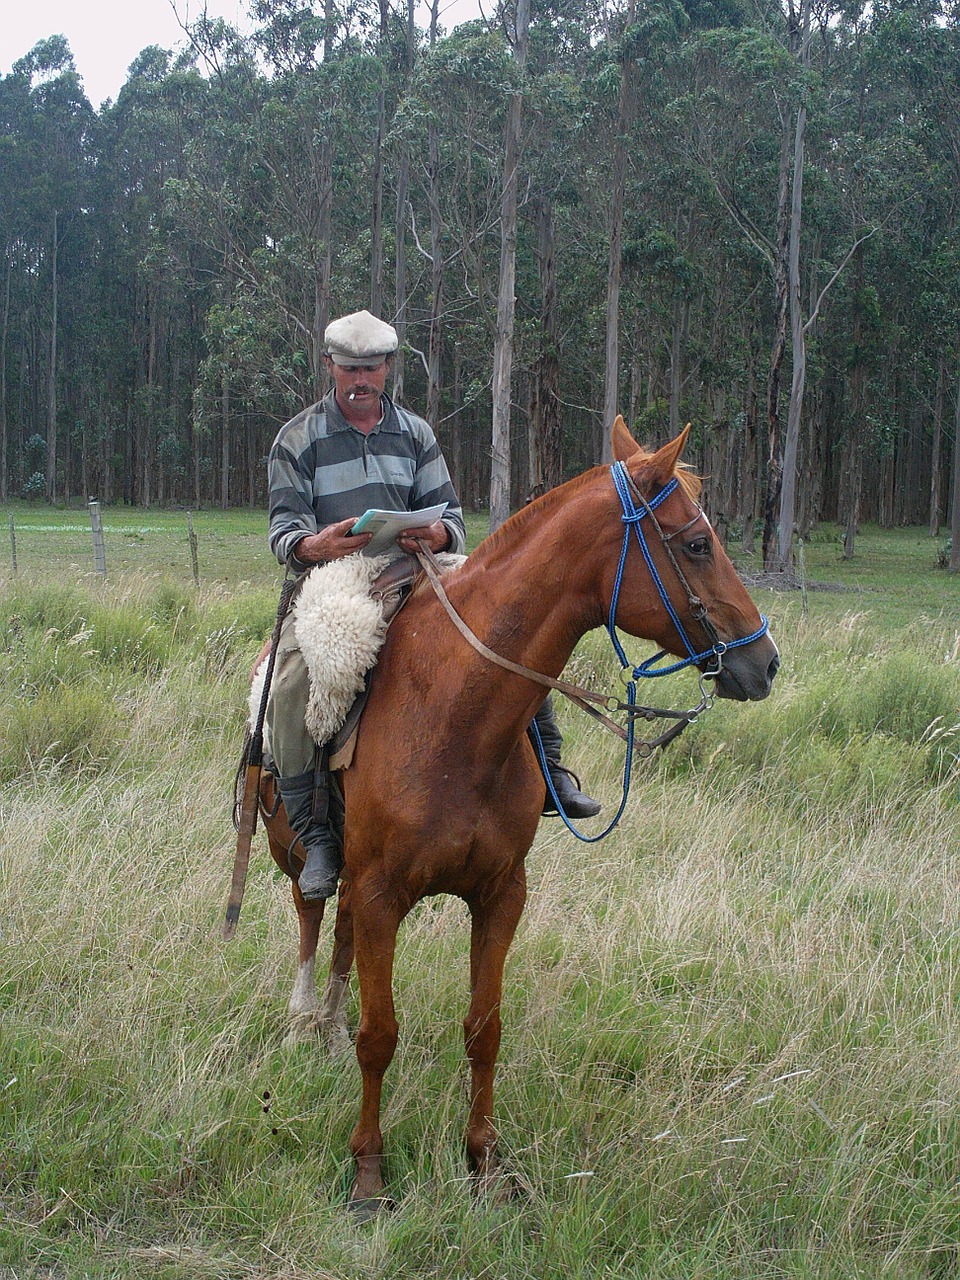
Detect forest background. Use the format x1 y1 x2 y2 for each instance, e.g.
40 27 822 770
1 0 960 571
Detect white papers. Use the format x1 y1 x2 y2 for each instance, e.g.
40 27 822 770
350 503 448 555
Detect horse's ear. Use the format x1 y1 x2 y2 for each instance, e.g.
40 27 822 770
611 414 641 462
633 423 691 489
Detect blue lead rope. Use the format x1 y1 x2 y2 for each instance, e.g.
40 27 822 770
530 694 637 843
538 462 769 842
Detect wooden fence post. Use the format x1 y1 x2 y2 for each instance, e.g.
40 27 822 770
89 499 107 576
8 514 16 576
186 511 200 588
796 535 808 620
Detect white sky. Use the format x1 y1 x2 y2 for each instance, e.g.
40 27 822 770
1 0 486 109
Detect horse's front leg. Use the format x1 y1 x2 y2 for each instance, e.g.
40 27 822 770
348 880 405 1214
464 866 527 1192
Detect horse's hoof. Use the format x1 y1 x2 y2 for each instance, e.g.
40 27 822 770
347 1195 393 1222
320 1024 353 1058
473 1166 523 1207
282 1012 320 1048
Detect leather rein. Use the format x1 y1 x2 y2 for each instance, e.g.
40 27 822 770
415 540 696 756
415 463 770 761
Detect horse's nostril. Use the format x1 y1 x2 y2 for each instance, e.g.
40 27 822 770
768 654 781 680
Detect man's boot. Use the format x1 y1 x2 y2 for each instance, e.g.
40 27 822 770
276 769 342 900
531 696 601 819
543 761 602 819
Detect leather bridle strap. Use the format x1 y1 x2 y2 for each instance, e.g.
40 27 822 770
413 542 698 749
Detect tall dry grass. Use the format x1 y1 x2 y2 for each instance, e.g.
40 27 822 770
1 567 959 1279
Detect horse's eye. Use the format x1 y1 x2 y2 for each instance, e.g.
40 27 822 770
686 536 712 558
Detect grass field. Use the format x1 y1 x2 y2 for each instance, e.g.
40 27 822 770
1 505 959 1279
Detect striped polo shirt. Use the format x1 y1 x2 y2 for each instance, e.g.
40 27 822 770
268 389 466 568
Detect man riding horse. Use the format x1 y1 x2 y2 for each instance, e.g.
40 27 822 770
263 309 600 902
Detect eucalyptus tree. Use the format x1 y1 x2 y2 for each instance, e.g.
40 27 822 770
91 48 213 505
866 0 960 563
667 2 815 564
167 3 394 503
4 38 93 503
518 0 605 488
0 69 32 501
600 0 638 465
158 17 272 507
490 0 531 530
799 0 935 554
407 21 513 502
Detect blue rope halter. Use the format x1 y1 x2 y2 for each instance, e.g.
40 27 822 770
531 462 770 842
607 461 769 679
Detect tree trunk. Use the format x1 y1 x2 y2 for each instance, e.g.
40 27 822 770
311 133 335 390
532 196 562 491
426 121 443 430
930 356 944 537
45 211 59 504
0 251 10 504
393 156 409 404
949 372 960 573
776 72 809 571
741 354 758 555
392 0 416 406
143 284 158 509
220 370 230 510
370 0 390 318
601 0 636 466
841 248 867 559
425 0 444 429
762 100 794 569
489 0 530 531
668 297 687 435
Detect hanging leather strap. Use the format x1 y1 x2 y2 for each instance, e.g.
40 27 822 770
413 543 699 749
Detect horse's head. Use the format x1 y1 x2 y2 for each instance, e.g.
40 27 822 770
607 416 779 702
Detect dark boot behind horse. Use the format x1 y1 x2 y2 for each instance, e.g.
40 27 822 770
259 417 779 1210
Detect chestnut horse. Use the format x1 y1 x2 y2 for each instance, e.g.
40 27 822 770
258 418 779 1212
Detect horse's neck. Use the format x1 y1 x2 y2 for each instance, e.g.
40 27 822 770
364 483 613 775
436 487 607 685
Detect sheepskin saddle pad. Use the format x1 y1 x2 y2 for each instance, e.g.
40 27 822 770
250 550 466 754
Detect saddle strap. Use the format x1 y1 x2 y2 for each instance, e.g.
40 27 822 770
413 544 693 748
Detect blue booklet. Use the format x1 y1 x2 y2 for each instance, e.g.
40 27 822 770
349 502 448 555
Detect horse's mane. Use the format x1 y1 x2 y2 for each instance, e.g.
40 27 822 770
477 469 594 562
674 462 702 501
476 450 702 563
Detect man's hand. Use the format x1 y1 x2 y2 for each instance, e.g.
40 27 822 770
294 517 372 563
397 520 451 555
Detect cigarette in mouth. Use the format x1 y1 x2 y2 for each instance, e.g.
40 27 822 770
348 392 356 400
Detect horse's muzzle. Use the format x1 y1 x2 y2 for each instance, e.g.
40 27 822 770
711 638 780 702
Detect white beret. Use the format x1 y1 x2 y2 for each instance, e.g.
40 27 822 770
324 310 399 366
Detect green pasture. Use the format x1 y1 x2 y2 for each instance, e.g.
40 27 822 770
1 498 951 617
1 511 959 1279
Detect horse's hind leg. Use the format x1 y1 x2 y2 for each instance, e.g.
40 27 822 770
262 783 327 1044
464 867 527 1193
282 878 355 1048
284 882 327 1044
317 878 355 1051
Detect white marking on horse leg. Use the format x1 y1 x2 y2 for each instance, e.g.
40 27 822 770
288 955 318 1019
283 957 320 1044
319 970 349 1034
